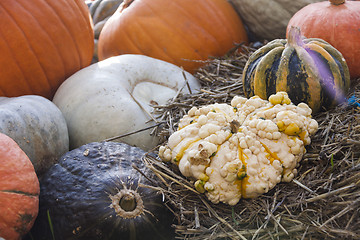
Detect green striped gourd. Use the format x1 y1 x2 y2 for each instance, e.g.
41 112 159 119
242 27 350 114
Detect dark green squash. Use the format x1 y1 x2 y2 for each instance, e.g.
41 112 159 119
27 141 175 240
242 27 350 113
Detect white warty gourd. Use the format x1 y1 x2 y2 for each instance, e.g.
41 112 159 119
159 92 318 206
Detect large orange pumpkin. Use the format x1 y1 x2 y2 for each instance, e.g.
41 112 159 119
98 0 248 73
287 0 360 80
0 133 40 240
0 0 94 99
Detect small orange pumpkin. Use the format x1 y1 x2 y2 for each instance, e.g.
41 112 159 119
98 0 248 73
287 0 360 79
0 133 40 240
0 0 94 99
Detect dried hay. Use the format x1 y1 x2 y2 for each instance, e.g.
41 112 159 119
142 44 360 240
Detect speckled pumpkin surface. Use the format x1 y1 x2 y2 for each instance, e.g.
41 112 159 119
0 95 69 176
27 141 175 240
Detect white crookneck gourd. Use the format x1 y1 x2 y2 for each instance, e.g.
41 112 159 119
53 54 200 151
159 92 318 205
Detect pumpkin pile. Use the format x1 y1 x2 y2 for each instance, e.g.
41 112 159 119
0 0 359 239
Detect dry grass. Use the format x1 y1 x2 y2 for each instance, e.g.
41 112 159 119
142 44 360 240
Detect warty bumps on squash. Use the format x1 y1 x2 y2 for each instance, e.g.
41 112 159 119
159 92 318 206
0 0 94 99
98 0 249 73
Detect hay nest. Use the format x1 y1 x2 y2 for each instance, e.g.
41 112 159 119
143 44 360 240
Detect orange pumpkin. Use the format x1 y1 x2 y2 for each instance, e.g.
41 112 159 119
98 0 248 73
0 133 40 240
287 0 360 79
0 0 94 99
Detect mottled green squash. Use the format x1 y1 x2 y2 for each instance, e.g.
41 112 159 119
242 27 350 113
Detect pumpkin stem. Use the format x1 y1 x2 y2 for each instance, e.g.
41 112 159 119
109 189 144 218
230 120 240 133
119 193 136 212
329 0 345 5
119 0 135 12
287 27 304 48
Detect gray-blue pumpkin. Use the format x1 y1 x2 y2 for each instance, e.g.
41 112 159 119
0 95 69 176
28 141 175 240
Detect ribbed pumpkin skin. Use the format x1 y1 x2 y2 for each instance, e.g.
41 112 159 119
98 0 248 73
28 141 174 240
0 95 69 176
287 0 360 79
0 133 40 240
0 0 94 99
242 28 350 114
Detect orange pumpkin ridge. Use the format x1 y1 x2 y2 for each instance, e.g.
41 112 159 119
0 0 94 99
98 0 248 74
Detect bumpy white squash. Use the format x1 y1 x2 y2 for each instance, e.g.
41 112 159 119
159 92 318 205
0 95 69 176
53 54 201 151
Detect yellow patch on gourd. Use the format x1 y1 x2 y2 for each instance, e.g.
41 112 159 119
237 146 249 198
261 142 278 164
284 123 301 136
174 138 201 165
178 116 199 130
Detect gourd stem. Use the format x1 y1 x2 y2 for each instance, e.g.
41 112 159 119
329 0 345 5
110 189 144 218
119 193 136 212
119 0 135 12
287 27 304 48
